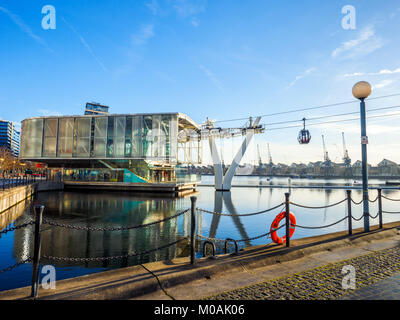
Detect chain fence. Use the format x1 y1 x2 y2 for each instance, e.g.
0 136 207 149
0 221 35 235
196 202 284 217
0 258 32 274
290 198 348 209
42 238 188 263
42 209 190 232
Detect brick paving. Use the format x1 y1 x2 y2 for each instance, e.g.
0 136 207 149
204 246 400 300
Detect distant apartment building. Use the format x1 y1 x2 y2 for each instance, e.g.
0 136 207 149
0 120 20 156
84 102 110 115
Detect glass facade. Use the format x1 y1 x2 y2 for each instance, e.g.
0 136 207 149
20 114 180 161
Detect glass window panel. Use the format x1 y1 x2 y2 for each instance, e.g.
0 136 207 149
125 117 132 157
114 117 125 157
75 118 91 157
93 117 107 157
43 118 58 157
132 116 142 157
20 119 43 158
160 115 171 159
106 117 114 157
152 115 161 158
57 118 74 158
170 115 178 161
143 116 152 158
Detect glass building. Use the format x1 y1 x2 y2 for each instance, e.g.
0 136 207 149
0 120 20 157
84 102 110 115
20 113 201 185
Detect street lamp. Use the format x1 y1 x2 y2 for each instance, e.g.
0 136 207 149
352 81 372 232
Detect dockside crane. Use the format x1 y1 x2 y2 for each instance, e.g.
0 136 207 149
321 135 333 176
267 143 273 166
267 143 274 176
342 132 352 177
256 144 264 175
342 132 351 166
322 135 330 163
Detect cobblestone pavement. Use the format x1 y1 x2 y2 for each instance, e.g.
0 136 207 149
340 273 400 300
204 246 400 300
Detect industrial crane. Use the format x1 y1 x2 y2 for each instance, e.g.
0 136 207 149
342 132 352 177
267 143 273 166
256 144 264 175
342 132 351 167
267 143 274 176
322 135 330 163
321 135 333 176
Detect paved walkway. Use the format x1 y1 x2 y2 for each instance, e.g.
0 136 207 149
341 272 400 300
205 246 400 300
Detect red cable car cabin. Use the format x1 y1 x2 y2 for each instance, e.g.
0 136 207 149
298 118 311 144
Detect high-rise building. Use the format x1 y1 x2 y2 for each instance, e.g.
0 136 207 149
0 120 20 156
84 102 110 115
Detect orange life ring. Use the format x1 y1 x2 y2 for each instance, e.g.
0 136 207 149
270 211 296 244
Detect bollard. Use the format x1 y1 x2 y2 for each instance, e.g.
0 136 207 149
285 193 290 248
190 196 197 265
378 189 383 229
31 204 44 299
347 190 353 235
203 241 217 258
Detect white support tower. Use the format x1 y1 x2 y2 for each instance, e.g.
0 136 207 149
202 117 263 191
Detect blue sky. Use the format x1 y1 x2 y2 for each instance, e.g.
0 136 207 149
1 0 400 165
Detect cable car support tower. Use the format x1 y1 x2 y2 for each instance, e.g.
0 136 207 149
202 117 264 191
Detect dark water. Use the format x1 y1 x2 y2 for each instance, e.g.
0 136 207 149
1 176 400 291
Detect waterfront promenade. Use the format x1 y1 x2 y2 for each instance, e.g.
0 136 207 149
0 221 399 300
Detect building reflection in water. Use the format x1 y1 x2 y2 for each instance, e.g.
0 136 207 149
13 191 197 269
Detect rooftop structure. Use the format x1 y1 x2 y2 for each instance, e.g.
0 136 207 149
84 102 110 115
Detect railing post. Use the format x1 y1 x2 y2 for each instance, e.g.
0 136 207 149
31 204 44 299
347 190 352 235
190 196 197 265
285 192 290 248
378 189 383 229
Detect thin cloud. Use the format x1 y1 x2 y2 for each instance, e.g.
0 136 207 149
145 0 159 15
286 68 316 89
172 0 207 18
131 24 155 46
373 79 394 90
331 26 384 60
199 64 224 92
61 17 107 72
343 68 400 77
0 6 52 52
37 109 62 116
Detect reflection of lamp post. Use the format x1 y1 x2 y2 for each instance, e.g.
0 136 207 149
352 81 372 232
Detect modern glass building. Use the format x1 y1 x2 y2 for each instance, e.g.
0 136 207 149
0 120 20 157
20 113 201 187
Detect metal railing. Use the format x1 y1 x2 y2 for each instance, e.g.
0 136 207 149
1 188 400 298
0 203 195 299
1 175 37 191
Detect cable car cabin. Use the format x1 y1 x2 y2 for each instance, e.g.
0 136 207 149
298 129 311 144
298 118 311 144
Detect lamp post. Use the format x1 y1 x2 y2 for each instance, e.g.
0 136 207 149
352 81 372 232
